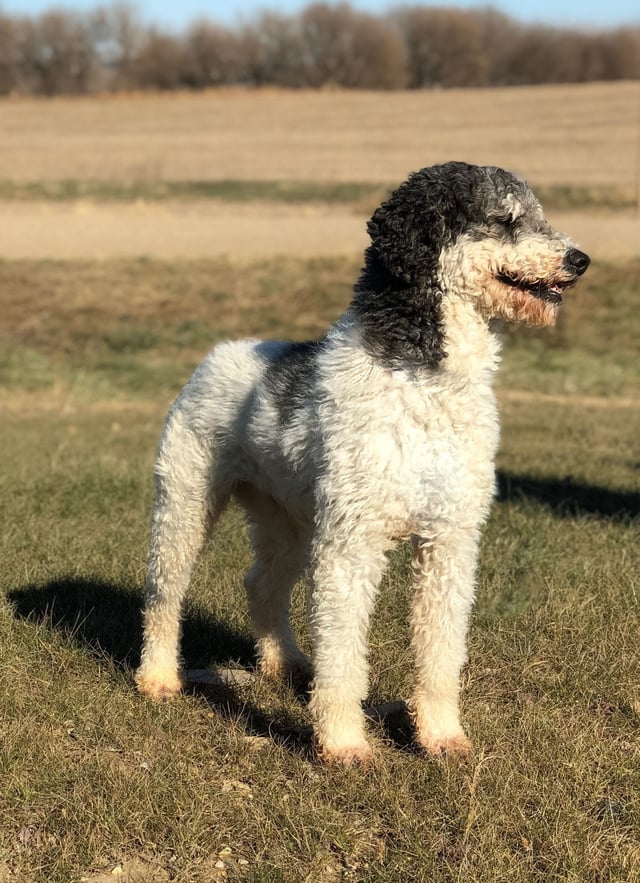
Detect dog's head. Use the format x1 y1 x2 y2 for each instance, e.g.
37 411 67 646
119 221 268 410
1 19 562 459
365 161 589 330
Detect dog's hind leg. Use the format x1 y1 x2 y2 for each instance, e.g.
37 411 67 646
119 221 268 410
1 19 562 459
136 408 219 701
237 486 311 687
409 527 478 758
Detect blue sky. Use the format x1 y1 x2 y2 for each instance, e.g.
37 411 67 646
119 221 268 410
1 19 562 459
4 0 640 31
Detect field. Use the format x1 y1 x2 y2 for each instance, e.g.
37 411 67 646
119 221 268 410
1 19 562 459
1 82 638 186
0 83 639 883
0 81 639 261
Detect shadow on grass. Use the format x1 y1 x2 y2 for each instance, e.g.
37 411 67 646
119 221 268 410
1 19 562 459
378 709 420 755
191 680 314 758
497 471 639 520
11 470 633 758
8 576 254 669
8 576 314 758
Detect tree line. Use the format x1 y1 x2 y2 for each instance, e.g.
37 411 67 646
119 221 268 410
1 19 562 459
0 2 638 95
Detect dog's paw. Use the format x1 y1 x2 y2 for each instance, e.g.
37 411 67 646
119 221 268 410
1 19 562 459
258 649 313 690
135 670 183 702
418 731 472 760
317 740 374 767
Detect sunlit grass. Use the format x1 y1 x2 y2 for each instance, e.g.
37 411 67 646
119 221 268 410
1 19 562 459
0 256 638 882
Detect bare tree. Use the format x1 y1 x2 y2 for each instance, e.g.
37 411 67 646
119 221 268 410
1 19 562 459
18 10 99 95
131 27 187 90
88 3 144 89
182 20 247 87
0 13 19 93
0 2 637 94
592 29 640 80
473 8 521 85
618 29 640 79
394 7 490 88
301 3 406 88
241 12 308 87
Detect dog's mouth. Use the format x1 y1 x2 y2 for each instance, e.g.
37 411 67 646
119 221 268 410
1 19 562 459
496 272 574 305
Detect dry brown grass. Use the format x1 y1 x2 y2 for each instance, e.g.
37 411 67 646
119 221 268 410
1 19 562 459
1 256 638 406
2 82 638 262
1 82 638 191
0 199 370 260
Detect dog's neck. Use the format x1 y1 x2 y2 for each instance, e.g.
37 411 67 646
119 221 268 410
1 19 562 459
351 250 446 370
349 253 501 383
439 295 502 382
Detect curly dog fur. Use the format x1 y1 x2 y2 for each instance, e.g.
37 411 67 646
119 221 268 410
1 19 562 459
136 161 590 764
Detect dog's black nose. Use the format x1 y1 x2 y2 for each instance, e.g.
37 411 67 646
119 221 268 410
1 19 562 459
564 248 590 275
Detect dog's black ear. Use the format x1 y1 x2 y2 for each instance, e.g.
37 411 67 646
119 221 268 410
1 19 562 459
352 169 462 370
366 183 446 285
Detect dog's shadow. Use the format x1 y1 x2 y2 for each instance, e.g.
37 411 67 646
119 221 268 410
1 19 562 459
7 577 315 757
496 471 639 520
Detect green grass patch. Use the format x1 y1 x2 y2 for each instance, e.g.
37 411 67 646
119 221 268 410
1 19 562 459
0 179 388 206
0 179 634 210
0 256 638 881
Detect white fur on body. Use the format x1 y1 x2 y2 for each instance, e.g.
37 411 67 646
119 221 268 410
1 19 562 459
136 294 501 762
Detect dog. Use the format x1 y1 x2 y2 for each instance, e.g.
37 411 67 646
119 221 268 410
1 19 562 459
135 161 590 765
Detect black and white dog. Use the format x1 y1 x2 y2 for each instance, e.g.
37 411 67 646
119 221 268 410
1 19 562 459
136 162 589 764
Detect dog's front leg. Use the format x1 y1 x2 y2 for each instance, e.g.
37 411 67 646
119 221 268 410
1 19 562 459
308 528 388 766
410 526 480 758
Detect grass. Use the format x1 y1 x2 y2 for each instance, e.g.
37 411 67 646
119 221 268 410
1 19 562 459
0 180 635 211
0 179 388 207
1 257 638 401
1 256 638 882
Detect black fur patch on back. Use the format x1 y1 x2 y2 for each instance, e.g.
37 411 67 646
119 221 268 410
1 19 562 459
261 339 324 425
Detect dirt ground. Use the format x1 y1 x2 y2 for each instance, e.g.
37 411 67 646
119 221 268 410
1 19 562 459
1 199 637 261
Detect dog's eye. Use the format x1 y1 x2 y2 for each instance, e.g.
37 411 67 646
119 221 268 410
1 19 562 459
479 213 518 241
493 212 522 240
485 209 514 230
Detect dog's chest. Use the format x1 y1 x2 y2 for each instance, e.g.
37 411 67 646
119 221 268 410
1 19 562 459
320 363 499 534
